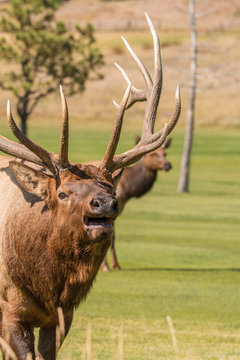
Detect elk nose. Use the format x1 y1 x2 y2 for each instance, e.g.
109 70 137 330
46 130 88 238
89 195 118 215
165 162 172 171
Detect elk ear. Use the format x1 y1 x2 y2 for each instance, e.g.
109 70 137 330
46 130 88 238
134 135 141 145
9 161 49 198
163 137 172 149
112 168 124 190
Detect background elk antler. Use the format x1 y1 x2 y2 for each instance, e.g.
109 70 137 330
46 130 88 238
100 12 181 173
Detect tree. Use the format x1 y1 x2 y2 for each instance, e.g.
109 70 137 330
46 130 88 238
0 0 103 134
177 0 197 192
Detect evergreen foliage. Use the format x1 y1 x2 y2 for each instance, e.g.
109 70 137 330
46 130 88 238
0 0 104 134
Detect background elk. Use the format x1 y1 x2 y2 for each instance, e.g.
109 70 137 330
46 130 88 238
102 136 173 272
0 14 180 360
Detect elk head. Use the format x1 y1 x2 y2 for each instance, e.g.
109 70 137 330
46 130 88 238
1 89 123 247
0 13 181 248
134 135 172 172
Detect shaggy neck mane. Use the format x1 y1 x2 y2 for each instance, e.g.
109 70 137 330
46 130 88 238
3 201 111 314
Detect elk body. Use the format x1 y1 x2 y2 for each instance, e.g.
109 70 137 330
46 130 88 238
0 14 181 360
102 137 172 272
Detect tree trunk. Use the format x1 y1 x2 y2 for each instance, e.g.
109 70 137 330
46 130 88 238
177 0 197 193
20 117 27 136
17 97 29 136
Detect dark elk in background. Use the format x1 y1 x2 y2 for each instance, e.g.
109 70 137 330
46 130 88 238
0 14 180 360
102 136 173 272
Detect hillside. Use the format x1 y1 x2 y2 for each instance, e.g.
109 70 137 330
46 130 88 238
0 0 239 129
57 0 240 32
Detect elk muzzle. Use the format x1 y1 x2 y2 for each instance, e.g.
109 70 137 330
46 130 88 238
163 162 172 172
83 194 118 242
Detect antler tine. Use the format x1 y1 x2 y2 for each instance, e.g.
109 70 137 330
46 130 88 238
114 63 131 87
121 36 153 92
58 85 70 168
110 122 169 172
111 85 180 172
115 13 163 138
117 85 180 170
151 85 181 142
142 12 163 137
167 85 181 134
0 135 46 167
114 63 147 110
7 101 57 174
101 83 131 170
100 14 181 174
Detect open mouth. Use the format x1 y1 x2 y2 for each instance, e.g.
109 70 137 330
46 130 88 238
83 215 113 229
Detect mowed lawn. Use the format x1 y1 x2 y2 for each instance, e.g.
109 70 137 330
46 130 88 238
0 124 239 359
55 127 240 360
45 126 240 359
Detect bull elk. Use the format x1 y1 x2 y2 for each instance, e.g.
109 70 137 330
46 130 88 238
0 14 180 360
102 136 173 272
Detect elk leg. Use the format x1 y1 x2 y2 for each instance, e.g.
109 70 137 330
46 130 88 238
37 311 73 360
1 312 35 360
101 256 110 272
0 308 2 336
101 231 115 272
110 227 121 271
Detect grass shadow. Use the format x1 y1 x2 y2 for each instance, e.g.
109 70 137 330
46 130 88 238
123 267 240 272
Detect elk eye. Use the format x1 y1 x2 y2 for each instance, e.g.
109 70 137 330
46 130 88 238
58 192 68 200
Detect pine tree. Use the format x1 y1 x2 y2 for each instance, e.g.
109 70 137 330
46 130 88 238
0 0 103 134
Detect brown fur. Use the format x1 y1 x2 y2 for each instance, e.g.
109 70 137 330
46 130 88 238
102 137 172 271
0 157 121 359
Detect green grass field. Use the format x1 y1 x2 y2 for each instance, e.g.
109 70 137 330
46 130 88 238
24 125 239 360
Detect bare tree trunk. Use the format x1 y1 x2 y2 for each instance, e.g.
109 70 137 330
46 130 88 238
20 117 27 135
177 0 198 193
17 96 29 136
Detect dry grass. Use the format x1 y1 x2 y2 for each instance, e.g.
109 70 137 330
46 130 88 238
56 0 240 32
0 1 238 131
118 325 124 360
56 0 240 130
167 316 179 356
0 28 237 136
16 29 237 132
0 308 66 359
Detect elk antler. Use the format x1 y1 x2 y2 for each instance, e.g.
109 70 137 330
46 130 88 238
58 85 70 168
0 86 70 176
100 13 181 173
